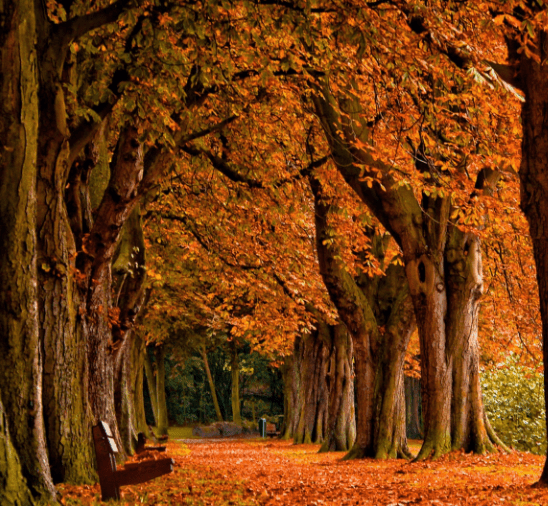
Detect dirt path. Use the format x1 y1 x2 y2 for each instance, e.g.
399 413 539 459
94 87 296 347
59 439 548 505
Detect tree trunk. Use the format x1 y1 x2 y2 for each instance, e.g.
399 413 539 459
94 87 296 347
155 345 169 436
281 356 295 439
115 332 137 453
374 282 415 459
132 333 152 439
114 325 152 453
407 252 452 459
0 396 32 505
405 376 422 439
508 39 548 483
290 330 330 445
144 350 158 424
200 345 223 422
37 131 93 483
113 206 150 452
310 172 411 459
445 229 503 453
320 324 356 452
230 341 242 425
0 2 57 501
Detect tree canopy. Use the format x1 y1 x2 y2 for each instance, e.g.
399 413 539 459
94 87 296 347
2 0 548 503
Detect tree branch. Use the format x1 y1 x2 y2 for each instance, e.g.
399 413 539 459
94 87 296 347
182 142 329 189
68 68 130 167
55 0 139 45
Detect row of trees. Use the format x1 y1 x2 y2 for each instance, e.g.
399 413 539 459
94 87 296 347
1 0 548 503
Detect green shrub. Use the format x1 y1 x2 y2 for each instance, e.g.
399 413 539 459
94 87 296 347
481 357 546 455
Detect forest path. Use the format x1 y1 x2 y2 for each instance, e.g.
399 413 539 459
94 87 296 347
59 439 548 505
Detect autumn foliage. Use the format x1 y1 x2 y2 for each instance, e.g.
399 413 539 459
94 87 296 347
58 439 548 505
4 0 548 504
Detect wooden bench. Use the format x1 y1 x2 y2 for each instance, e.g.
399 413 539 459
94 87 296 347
93 421 174 501
266 422 280 437
135 432 167 454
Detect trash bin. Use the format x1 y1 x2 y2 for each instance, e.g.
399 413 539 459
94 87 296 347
258 418 266 438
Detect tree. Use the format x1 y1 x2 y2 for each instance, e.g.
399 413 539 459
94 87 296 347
309 167 415 458
284 311 356 450
0 1 58 499
489 0 548 484
199 343 224 422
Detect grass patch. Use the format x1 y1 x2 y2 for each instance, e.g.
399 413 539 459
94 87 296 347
167 426 196 439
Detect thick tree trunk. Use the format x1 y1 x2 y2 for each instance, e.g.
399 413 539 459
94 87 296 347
230 341 242 425
0 396 32 505
407 253 452 460
445 229 500 453
81 127 145 446
311 173 411 459
290 330 330 445
0 2 57 501
320 324 356 452
347 328 377 458
36 125 92 482
115 332 138 453
133 339 151 439
374 283 415 459
200 345 223 422
155 345 169 436
114 326 152 453
511 42 548 484
35 10 122 480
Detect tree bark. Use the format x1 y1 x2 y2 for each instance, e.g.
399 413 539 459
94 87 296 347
373 280 415 459
133 336 152 440
320 324 356 452
506 31 548 483
281 356 295 439
445 228 499 453
200 345 223 422
155 345 169 436
405 376 422 439
144 350 158 425
0 1 57 501
290 330 330 445
0 395 32 505
230 340 242 425
114 290 151 453
409 251 452 459
113 206 150 452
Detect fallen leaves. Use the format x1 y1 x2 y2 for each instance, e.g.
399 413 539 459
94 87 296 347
58 439 548 505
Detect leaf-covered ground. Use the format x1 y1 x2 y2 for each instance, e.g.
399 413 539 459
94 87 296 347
58 436 548 505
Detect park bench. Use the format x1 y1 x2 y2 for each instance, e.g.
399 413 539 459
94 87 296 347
135 432 167 454
266 422 280 437
92 421 174 501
